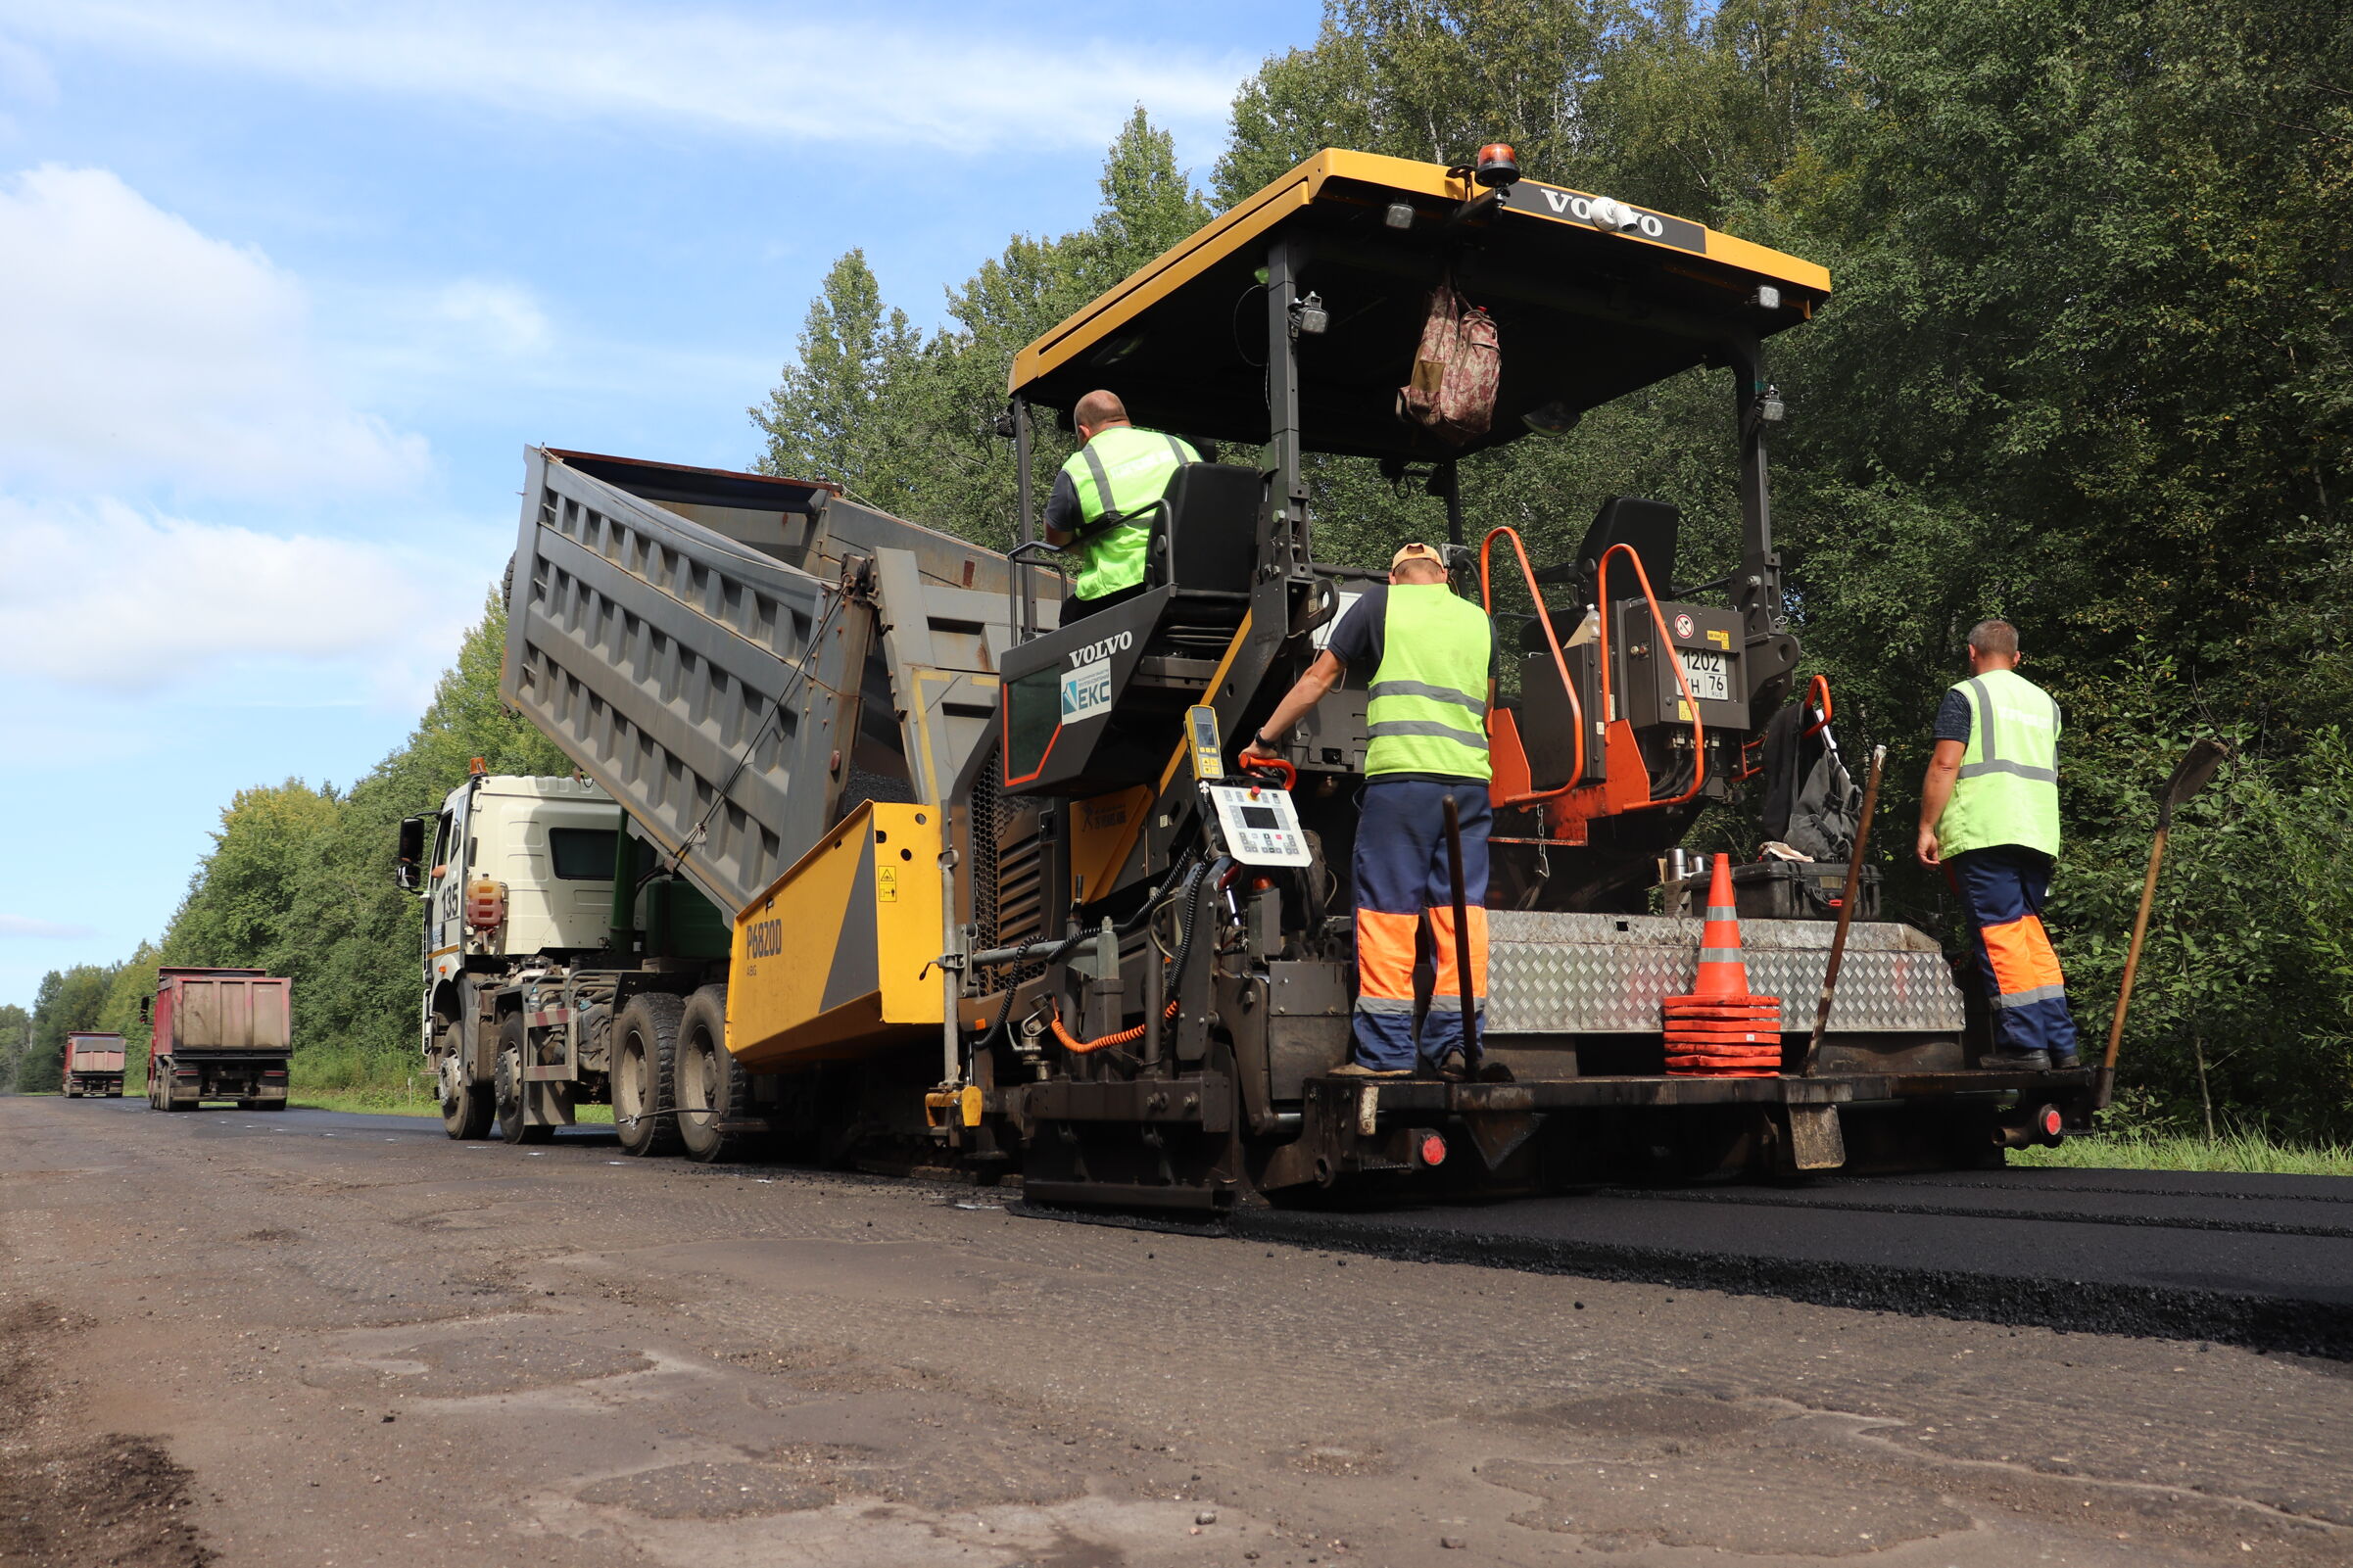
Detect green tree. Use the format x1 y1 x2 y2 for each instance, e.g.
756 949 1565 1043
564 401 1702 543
750 109 1214 549
750 249 923 505
0 1003 29 1093
160 781 342 975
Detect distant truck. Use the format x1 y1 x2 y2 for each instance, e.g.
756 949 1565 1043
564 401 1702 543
62 1032 125 1097
141 967 292 1112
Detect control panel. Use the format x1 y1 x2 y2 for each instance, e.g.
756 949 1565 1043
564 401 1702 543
1204 783 1312 867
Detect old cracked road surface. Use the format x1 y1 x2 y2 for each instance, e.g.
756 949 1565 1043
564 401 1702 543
3 1096 2349 1568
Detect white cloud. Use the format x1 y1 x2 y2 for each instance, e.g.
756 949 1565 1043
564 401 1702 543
0 165 428 498
0 1 1249 153
0 494 456 693
0 914 100 939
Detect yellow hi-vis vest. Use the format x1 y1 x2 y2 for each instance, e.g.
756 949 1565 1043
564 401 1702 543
1059 425 1198 599
1938 668 2062 857
1367 584 1493 781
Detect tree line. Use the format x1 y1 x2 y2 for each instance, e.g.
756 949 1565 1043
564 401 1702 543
14 0 2347 1136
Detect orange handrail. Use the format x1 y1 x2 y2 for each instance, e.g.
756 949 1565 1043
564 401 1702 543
1478 526 1585 801
1804 674 1833 737
1594 542 1707 812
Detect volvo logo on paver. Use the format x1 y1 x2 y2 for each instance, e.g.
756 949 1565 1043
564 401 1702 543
1068 631 1132 669
1505 181 1705 254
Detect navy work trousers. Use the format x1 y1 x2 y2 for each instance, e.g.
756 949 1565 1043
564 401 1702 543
1350 777 1491 1071
1946 846 2079 1059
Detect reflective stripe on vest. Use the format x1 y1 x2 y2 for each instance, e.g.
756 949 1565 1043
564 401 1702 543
1060 426 1196 599
1937 669 2062 858
1366 584 1493 780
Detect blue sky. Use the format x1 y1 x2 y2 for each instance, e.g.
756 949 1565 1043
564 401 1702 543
0 0 1323 1009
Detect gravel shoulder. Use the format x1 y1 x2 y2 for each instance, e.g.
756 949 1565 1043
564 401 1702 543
2 1095 2348 1567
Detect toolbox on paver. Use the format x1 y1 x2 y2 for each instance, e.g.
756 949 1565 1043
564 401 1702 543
1665 859 1882 923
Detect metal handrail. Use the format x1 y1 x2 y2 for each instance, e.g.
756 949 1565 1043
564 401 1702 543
1593 542 1706 811
1478 526 1585 803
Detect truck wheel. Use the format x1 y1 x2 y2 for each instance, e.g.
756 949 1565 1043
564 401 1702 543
494 1014 554 1145
436 1032 494 1140
676 985 753 1164
613 994 684 1158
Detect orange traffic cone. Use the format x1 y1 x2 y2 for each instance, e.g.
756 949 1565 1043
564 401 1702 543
1692 854 1750 998
1662 854 1784 1077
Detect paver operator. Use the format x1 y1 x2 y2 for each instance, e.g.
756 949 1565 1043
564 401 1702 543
1242 544 1496 1079
1915 619 2082 1069
1043 389 1199 618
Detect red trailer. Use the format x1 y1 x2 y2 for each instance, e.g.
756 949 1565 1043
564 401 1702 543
142 967 291 1112
62 1032 126 1097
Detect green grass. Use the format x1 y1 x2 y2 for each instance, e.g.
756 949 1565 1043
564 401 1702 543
2013 1129 2353 1177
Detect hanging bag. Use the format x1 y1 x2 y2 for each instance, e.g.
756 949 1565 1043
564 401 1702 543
1398 278 1500 445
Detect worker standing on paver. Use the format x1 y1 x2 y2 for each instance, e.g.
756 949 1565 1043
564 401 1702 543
1042 389 1198 617
1916 619 2082 1069
1242 544 1495 1078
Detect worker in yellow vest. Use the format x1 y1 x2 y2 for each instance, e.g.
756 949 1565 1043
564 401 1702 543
1916 619 2080 1069
1243 544 1495 1077
1043 389 1198 617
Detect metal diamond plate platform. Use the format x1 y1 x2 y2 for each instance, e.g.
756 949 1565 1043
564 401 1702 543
1487 913 1965 1035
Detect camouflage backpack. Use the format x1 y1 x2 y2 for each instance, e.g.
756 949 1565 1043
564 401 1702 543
1398 279 1499 445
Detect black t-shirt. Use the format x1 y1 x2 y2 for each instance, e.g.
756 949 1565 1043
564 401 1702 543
1323 584 1392 671
1933 687 1974 745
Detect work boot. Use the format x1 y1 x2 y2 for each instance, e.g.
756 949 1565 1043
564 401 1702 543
1328 1062 1411 1079
1419 1054 1469 1082
2047 1050 2083 1071
1981 1048 2051 1070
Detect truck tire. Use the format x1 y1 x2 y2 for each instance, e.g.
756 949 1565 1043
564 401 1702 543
613 993 684 1158
676 985 755 1164
494 1013 554 1145
437 1021 494 1140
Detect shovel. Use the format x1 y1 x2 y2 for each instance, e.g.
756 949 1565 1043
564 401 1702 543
2098 737 2232 1108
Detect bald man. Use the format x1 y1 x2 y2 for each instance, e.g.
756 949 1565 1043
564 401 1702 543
1043 390 1198 617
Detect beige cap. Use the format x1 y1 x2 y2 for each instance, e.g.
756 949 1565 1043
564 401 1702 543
1390 542 1445 569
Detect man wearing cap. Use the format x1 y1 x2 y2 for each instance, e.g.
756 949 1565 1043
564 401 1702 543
1241 544 1495 1078
1043 389 1199 618
1916 619 2080 1069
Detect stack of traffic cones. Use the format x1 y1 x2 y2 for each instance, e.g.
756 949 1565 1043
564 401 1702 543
1662 855 1785 1076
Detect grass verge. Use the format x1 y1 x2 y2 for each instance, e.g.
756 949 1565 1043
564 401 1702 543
2014 1129 2353 1177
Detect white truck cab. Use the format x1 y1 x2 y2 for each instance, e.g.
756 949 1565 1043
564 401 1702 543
419 773 617 972
397 772 619 1135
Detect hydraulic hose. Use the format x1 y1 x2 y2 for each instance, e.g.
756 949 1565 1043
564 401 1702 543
1048 855 1220 1057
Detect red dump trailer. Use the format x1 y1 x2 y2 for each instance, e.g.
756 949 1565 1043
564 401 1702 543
62 1032 125 1097
142 967 291 1112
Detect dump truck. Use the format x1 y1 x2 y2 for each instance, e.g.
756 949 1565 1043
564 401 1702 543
417 147 2092 1204
62 1032 125 1098
141 967 291 1111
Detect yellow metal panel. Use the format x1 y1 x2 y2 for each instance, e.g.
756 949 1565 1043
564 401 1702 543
1009 147 1831 397
1069 785 1151 904
726 802 944 1070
